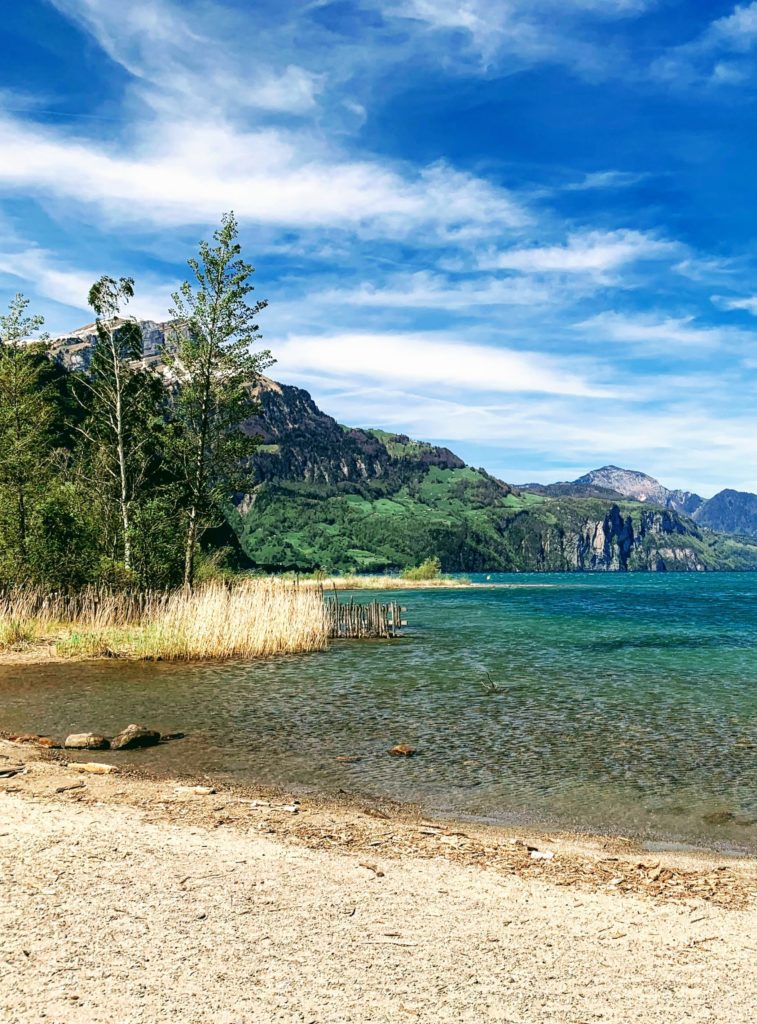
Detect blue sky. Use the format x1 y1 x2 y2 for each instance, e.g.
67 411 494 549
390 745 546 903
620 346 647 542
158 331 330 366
1 1 757 495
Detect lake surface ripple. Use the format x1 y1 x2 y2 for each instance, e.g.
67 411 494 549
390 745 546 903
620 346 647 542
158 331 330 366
1 573 755 853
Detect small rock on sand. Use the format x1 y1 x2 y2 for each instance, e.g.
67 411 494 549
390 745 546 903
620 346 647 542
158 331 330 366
388 744 416 757
67 762 119 775
175 785 216 796
64 733 110 751
110 724 161 751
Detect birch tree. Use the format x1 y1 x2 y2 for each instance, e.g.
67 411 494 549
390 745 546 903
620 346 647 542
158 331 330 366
77 277 159 573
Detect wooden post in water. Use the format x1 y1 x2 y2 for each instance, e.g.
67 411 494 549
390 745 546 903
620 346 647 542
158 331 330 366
325 596 407 639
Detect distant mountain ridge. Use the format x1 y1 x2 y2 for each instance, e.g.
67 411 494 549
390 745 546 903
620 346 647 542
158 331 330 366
524 465 757 538
573 466 704 516
42 321 757 571
693 489 757 538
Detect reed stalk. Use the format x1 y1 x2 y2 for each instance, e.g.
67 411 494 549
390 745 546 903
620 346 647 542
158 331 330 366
0 581 330 661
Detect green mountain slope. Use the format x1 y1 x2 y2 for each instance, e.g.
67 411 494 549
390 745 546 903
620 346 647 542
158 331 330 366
233 380 757 573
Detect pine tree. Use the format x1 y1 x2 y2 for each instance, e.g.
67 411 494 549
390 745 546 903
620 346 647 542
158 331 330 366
166 212 272 588
0 295 52 574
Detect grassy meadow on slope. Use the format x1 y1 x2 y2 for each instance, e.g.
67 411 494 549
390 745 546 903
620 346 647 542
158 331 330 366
232 464 757 574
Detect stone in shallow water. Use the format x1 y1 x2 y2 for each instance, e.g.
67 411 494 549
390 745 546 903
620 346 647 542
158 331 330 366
110 724 161 751
702 810 736 825
388 744 416 757
64 733 110 750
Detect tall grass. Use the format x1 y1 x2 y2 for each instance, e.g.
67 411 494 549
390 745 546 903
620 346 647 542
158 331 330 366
299 574 471 590
0 581 329 661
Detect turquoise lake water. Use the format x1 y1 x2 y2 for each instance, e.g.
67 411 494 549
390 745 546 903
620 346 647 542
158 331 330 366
1 573 755 852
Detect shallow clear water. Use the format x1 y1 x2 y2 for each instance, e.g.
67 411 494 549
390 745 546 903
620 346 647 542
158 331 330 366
1 573 755 852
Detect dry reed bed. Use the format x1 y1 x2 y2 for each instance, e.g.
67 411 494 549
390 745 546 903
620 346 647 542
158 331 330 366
0 582 329 661
300 574 472 590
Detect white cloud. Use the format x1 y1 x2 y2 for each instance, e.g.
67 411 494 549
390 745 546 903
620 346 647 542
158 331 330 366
318 271 551 310
50 0 322 115
386 0 653 73
563 170 649 191
708 2 757 50
273 331 613 398
480 230 677 277
576 311 748 351
652 3 757 86
315 385 757 493
712 293 757 315
0 247 174 319
0 115 527 238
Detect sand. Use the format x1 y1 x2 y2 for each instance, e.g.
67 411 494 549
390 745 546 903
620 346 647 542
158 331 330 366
1 740 755 1024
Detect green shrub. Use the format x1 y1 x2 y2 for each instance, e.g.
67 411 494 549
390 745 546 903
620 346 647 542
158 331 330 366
401 556 442 581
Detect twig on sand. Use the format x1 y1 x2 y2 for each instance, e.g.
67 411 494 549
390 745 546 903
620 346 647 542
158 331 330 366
54 781 85 794
362 939 418 947
359 862 385 877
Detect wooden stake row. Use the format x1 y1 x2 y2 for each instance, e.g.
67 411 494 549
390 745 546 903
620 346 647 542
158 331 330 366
325 597 406 639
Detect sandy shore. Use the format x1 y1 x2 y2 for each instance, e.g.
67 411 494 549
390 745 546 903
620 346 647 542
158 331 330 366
1 740 755 1023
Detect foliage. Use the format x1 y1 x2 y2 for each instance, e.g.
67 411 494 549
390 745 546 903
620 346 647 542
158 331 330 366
74 276 165 573
0 214 273 591
165 211 273 587
401 556 443 580
0 295 53 570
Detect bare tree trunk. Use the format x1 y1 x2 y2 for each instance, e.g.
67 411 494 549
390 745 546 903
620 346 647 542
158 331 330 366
113 342 131 572
184 504 198 590
16 484 27 560
183 354 212 591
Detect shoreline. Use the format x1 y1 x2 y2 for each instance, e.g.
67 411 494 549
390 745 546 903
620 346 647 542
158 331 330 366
2 738 755 1023
3 733 753 862
2 738 754 902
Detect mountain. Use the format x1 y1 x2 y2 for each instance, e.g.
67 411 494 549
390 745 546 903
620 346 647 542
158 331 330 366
519 481 626 500
693 489 757 538
571 466 704 515
47 322 757 573
232 380 757 573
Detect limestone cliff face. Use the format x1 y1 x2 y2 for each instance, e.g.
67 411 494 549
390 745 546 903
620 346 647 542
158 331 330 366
569 507 706 571
49 320 167 371
504 504 711 573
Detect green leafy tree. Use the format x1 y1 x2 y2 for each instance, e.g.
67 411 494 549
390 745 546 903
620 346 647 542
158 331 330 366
75 277 162 574
0 295 52 573
27 482 100 589
166 212 273 588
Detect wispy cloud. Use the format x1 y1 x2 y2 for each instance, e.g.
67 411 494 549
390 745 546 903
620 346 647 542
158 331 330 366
712 293 757 315
0 246 175 319
49 0 323 114
387 0 653 72
479 230 677 279
318 271 552 311
651 2 757 87
576 311 751 352
0 115 527 238
1 0 755 497
562 170 650 191
274 332 613 398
